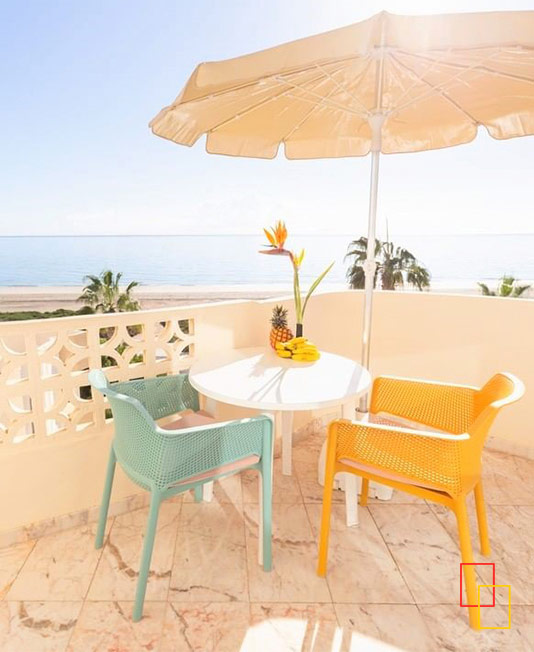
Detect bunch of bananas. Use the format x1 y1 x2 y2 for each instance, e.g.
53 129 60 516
275 336 320 362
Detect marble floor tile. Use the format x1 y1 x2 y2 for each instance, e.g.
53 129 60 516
431 502 534 606
244 503 331 603
7 522 108 602
369 504 460 605
0 601 81 652
245 603 339 652
169 501 248 602
88 502 180 602
335 604 434 652
511 606 534 651
0 430 532 652
162 602 251 652
0 541 34 600
418 604 530 652
483 450 534 505
295 459 345 504
306 504 413 604
66 601 166 652
482 505 534 606
291 427 326 465
242 458 302 504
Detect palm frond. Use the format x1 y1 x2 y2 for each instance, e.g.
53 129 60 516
513 284 531 297
79 270 141 313
478 283 494 296
346 235 430 292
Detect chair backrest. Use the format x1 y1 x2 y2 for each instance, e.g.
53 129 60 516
466 372 524 454
473 372 524 420
89 369 162 489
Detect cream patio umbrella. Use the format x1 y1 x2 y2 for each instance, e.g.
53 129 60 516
150 10 534 409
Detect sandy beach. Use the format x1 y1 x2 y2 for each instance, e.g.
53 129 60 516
0 284 307 312
0 281 499 314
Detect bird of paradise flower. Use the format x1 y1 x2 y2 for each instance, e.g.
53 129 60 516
260 221 334 337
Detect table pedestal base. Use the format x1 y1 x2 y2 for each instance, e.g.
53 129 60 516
281 411 294 476
317 401 393 527
317 441 394 526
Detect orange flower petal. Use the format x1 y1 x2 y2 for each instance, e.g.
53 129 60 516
263 228 276 247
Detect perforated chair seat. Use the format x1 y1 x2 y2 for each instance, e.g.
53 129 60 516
337 412 460 496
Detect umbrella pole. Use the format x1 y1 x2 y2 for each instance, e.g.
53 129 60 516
358 114 383 413
358 149 380 411
358 28 386 413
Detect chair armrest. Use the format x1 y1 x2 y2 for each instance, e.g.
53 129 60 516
337 419 469 442
114 373 199 420
370 375 478 434
155 414 271 438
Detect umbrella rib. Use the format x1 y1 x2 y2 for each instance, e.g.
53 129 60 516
391 49 503 117
313 58 371 117
206 62 357 135
392 50 456 108
280 58 374 142
281 86 340 143
172 53 365 108
390 53 478 124
281 58 373 143
407 44 534 55
398 49 534 85
205 73 329 136
273 76 368 119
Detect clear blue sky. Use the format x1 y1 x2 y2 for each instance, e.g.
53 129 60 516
1 0 532 237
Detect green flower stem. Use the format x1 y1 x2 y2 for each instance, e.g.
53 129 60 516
293 264 302 324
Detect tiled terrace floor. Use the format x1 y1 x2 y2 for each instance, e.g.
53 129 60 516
1 426 533 651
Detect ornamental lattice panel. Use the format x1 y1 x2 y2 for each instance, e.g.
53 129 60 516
0 312 195 446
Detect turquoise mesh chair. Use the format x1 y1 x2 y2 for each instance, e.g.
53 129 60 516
89 369 273 622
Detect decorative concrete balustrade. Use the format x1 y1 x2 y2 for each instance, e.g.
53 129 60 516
0 291 532 546
0 313 195 446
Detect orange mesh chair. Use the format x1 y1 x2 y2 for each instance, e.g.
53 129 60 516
317 372 524 629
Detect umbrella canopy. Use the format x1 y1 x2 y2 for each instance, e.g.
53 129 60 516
150 10 534 409
150 10 534 158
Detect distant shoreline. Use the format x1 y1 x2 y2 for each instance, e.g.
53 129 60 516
1 282 527 313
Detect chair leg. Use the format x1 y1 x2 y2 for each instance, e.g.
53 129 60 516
95 446 116 549
133 491 162 622
317 426 338 577
194 485 203 502
260 461 273 572
259 415 274 570
455 498 480 630
474 481 491 557
360 478 369 506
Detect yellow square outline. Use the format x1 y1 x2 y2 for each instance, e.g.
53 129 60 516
477 585 511 629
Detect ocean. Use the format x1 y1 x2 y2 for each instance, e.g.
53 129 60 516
0 234 533 288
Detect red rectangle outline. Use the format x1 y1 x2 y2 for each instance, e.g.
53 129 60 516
460 563 496 607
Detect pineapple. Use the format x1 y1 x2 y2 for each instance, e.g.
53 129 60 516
270 305 293 349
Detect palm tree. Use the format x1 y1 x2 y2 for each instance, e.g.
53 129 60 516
478 275 531 298
78 270 140 313
346 237 430 291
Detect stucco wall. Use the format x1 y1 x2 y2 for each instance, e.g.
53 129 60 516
0 291 531 541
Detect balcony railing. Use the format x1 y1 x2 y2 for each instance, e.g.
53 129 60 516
1 290 531 544
0 310 195 447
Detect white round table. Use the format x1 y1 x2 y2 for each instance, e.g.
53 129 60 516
189 346 371 525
